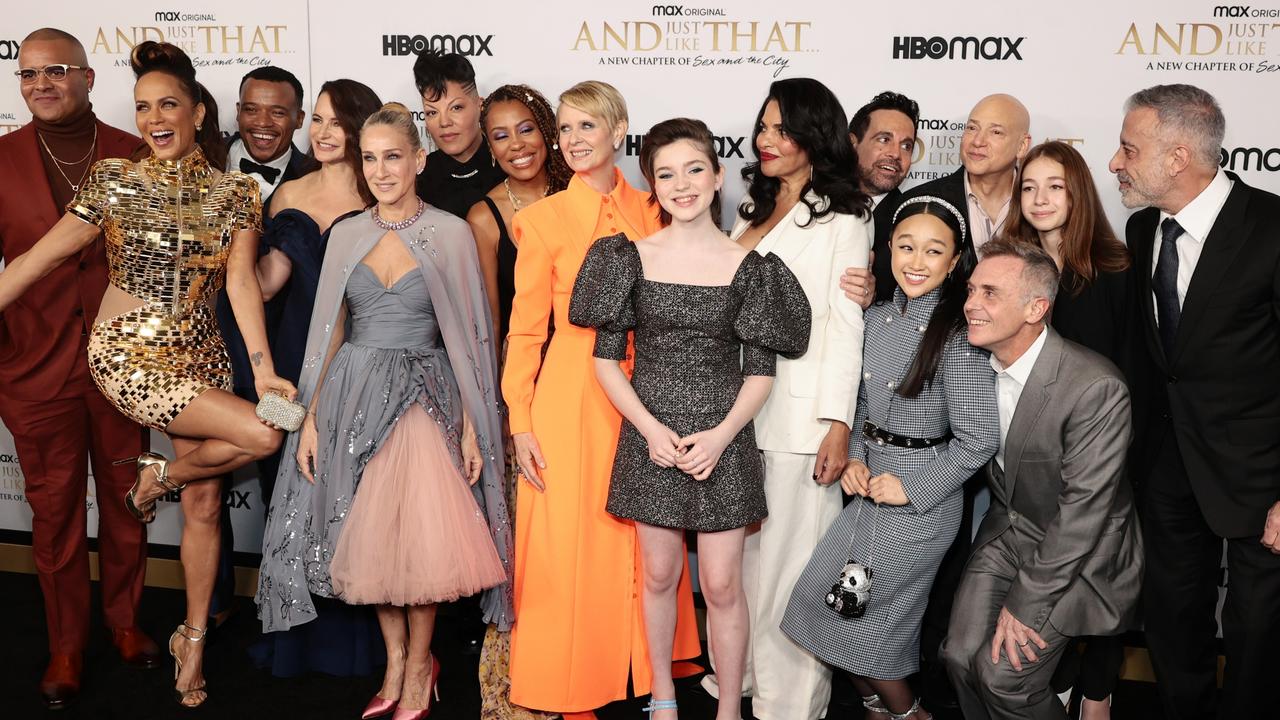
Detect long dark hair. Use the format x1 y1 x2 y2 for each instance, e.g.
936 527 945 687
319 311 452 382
894 200 977 399
480 84 572 193
740 78 870 227
639 118 723 227
130 41 227 170
1003 141 1131 297
309 79 382 207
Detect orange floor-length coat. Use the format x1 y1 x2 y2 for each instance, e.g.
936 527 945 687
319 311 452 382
503 168 702 712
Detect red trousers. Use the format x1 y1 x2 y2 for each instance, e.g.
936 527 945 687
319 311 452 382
0 369 147 655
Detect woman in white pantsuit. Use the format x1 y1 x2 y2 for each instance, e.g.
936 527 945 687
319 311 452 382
700 77 871 720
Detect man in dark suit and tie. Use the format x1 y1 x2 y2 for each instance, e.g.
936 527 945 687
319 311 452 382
1109 83 1280 718
0 27 158 708
942 239 1143 719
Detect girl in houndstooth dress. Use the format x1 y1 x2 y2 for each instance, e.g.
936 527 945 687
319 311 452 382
781 197 999 720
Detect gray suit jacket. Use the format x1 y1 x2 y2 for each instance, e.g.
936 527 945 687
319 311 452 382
973 327 1144 636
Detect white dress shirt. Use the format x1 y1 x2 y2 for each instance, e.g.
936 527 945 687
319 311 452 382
1152 168 1233 313
871 192 888 210
990 326 1048 470
227 137 292 198
964 172 1014 250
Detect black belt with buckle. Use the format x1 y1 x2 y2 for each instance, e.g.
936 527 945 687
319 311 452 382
863 420 952 449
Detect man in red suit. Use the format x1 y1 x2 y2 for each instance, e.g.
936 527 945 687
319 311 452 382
0 28 159 708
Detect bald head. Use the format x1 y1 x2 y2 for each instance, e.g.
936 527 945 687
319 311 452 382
17 28 94 125
961 93 1032 179
21 28 88 65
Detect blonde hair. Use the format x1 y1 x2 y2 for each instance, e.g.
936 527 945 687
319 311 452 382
558 80 628 133
361 102 422 152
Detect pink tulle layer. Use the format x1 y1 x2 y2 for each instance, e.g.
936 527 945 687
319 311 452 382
330 402 506 606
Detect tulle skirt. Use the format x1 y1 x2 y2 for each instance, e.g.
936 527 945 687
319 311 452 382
330 402 506 606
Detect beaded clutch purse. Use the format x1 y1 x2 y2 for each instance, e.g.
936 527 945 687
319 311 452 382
255 392 306 432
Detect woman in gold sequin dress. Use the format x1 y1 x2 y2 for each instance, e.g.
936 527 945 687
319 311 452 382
0 42 295 708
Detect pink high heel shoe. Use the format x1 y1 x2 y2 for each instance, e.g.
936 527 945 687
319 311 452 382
390 655 440 720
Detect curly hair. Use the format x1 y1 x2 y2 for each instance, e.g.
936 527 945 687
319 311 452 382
739 78 870 228
481 84 572 193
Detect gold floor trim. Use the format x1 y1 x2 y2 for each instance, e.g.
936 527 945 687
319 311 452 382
0 542 260 597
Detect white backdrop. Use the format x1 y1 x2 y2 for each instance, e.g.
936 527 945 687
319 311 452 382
1 0 1277 556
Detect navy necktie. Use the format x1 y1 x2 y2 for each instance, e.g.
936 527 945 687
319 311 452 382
1153 217 1183 354
239 157 281 184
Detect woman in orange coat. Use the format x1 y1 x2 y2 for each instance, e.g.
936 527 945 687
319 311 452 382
502 80 701 717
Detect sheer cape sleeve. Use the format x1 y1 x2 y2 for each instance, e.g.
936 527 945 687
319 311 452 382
568 233 640 361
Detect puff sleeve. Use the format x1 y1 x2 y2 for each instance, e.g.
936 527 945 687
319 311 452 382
734 251 812 376
568 233 640 361
66 158 127 226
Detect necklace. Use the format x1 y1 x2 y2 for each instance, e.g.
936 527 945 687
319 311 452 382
372 199 426 230
37 124 98 192
504 178 548 211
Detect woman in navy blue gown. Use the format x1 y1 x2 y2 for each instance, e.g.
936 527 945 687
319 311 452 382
247 78 385 678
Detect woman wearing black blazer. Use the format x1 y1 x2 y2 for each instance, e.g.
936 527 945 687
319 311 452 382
1001 140 1143 720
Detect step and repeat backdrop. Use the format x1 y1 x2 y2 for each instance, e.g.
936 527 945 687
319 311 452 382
0 0 1277 557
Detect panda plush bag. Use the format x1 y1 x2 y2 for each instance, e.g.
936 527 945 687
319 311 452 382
825 499 881 619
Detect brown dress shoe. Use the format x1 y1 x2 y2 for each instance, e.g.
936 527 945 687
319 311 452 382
40 653 81 709
111 627 163 669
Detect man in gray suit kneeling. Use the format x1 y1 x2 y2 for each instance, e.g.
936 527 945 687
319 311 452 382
941 239 1143 719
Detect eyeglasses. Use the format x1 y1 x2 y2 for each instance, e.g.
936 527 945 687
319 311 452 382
14 64 88 84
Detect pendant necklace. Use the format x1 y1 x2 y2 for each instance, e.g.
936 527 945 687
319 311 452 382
37 124 98 192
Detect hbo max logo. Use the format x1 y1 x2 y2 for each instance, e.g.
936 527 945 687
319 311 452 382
382 34 494 57
893 36 1025 61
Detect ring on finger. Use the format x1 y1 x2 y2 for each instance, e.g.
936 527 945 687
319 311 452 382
1017 640 1029 648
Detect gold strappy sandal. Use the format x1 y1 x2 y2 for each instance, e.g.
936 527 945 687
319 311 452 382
119 452 182 523
168 622 208 708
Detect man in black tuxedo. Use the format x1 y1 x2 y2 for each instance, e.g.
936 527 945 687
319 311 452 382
212 65 309 626
1109 83 1280 718
226 66 308 203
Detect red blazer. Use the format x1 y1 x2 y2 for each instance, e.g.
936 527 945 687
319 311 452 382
0 120 141 401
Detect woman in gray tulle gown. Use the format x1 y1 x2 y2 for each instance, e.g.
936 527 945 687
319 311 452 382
256 103 511 720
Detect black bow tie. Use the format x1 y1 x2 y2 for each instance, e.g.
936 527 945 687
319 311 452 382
239 157 281 184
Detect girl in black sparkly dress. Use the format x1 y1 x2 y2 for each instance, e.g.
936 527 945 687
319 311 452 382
569 118 810 720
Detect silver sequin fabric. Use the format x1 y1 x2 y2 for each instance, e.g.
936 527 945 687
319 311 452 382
568 234 811 532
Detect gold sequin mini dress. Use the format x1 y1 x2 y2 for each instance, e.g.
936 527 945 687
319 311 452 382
67 149 261 430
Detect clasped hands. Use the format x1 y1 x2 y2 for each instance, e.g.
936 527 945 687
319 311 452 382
642 421 730 481
840 459 910 506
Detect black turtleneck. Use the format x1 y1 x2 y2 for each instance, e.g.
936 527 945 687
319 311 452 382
415 141 506 219
34 109 99 211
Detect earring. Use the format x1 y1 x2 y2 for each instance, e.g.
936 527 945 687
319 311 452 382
552 143 559 150
195 124 202 132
